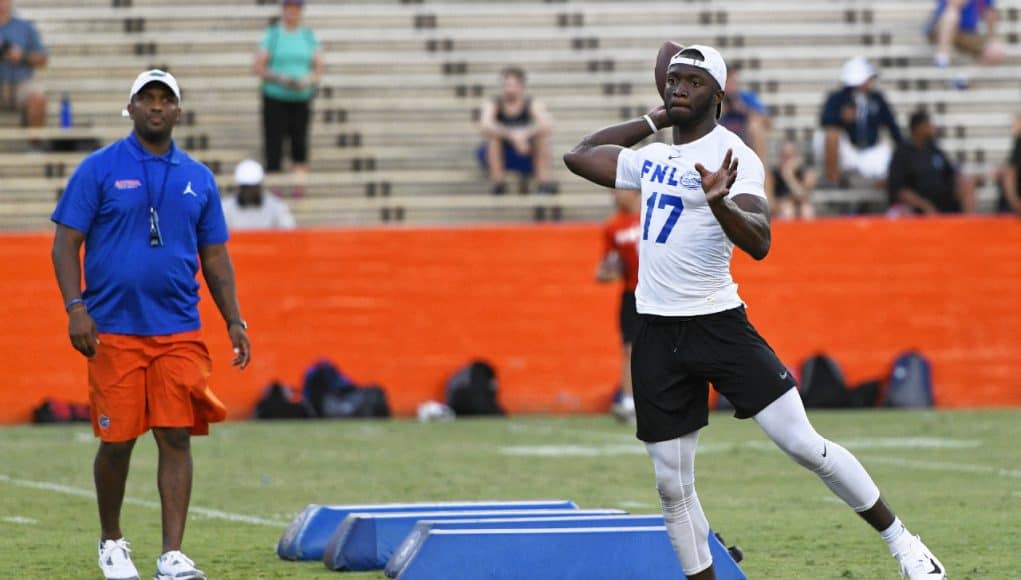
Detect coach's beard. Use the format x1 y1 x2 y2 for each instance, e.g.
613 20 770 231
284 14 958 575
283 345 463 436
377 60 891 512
137 124 174 147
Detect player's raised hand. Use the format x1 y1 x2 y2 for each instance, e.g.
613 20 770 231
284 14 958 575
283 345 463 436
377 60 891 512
695 148 739 206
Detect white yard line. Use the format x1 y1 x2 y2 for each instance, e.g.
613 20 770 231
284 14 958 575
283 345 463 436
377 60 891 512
745 437 980 452
2 516 39 525
861 457 1021 480
616 501 657 510
502 437 982 458
0 474 289 527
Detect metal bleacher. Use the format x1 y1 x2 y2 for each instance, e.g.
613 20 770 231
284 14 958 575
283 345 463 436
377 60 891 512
1 0 1019 229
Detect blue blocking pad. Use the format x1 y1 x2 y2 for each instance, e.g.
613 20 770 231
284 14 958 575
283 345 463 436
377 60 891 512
276 500 577 561
395 527 747 580
385 514 665 577
323 509 626 571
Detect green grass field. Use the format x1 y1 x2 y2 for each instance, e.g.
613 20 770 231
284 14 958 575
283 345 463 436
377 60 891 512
1 410 1019 579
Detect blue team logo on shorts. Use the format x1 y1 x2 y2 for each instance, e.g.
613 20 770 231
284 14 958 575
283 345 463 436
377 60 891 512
98 415 111 429
679 170 702 190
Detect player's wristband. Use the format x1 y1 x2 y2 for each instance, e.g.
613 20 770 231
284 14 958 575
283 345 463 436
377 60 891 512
642 114 658 133
65 298 86 312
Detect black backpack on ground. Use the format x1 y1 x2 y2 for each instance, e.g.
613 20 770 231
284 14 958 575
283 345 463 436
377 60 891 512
320 384 391 418
800 354 880 409
301 359 391 419
32 399 90 423
254 382 312 420
446 360 505 416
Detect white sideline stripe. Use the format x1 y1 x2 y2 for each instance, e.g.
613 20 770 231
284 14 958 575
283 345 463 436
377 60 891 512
2 516 39 525
0 474 288 527
862 457 1021 480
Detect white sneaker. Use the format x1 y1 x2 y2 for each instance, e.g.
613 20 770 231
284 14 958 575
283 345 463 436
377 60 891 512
98 538 140 580
154 551 206 580
894 535 946 579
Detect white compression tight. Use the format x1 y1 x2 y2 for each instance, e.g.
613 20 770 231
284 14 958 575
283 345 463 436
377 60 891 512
644 388 881 575
644 432 712 576
753 387 880 512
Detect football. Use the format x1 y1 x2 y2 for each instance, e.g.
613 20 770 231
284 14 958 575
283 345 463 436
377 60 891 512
655 40 684 98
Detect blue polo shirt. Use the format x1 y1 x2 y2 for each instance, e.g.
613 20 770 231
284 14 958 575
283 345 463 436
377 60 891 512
51 133 229 336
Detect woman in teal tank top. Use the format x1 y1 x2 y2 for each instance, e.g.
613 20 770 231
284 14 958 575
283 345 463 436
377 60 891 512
252 0 324 197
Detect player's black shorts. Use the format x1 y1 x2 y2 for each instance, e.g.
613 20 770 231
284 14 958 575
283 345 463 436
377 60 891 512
619 291 640 345
631 306 797 442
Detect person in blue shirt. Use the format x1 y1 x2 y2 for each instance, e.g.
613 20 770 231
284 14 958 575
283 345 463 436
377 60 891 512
51 69 251 580
252 0 324 197
815 57 903 186
0 0 48 127
929 0 1004 72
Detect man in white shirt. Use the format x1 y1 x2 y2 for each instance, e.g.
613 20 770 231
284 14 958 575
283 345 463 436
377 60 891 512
222 159 296 231
564 45 945 580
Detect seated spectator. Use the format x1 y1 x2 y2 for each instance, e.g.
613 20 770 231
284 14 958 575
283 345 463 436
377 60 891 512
720 65 773 195
816 57 902 185
0 0 47 127
928 0 1005 79
997 114 1021 215
772 141 816 220
477 66 556 195
222 160 297 230
887 110 976 215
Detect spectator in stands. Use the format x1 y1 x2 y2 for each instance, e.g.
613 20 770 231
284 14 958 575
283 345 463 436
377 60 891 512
596 188 641 423
0 0 47 128
996 113 1021 215
222 159 297 230
478 66 556 195
817 57 902 186
887 109 976 215
929 0 1005 87
772 141 817 220
252 0 324 197
720 65 773 196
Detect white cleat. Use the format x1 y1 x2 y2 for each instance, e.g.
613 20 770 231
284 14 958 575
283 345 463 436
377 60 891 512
894 535 947 579
98 538 140 580
154 550 206 580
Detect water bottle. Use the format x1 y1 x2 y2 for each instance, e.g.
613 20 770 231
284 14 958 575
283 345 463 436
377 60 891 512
59 93 72 129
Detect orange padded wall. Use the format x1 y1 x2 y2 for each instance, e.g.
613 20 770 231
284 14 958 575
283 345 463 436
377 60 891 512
1 217 1018 424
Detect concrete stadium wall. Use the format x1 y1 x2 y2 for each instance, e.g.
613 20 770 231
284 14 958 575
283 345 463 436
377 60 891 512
2 217 1019 424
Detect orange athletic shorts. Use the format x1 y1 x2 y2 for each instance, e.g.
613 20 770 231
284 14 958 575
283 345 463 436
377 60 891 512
87 330 227 442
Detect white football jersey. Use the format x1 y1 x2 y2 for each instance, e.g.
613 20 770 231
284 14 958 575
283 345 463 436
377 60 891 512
615 125 766 316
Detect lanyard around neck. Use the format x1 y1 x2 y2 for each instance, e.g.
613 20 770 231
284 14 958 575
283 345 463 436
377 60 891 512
142 154 173 248
143 155 172 213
